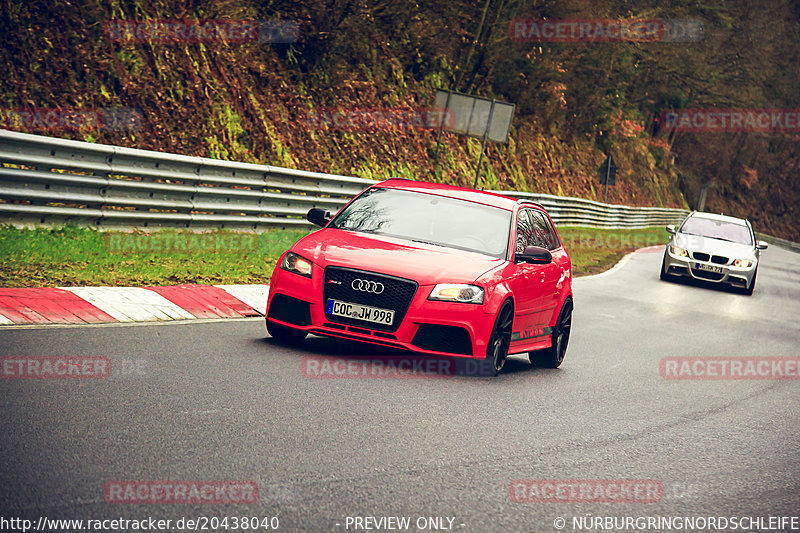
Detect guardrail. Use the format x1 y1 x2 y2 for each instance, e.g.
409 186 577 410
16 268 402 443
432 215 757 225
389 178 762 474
0 129 787 244
755 233 800 253
0 129 371 230
497 190 689 229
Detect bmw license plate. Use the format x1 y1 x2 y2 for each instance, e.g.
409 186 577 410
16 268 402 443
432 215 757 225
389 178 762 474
326 299 394 325
695 263 723 273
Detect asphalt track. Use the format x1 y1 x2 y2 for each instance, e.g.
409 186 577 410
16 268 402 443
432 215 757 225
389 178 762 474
1 246 799 532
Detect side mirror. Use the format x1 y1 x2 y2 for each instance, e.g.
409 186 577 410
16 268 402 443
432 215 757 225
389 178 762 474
666 224 676 234
756 240 768 250
306 208 331 227
516 245 552 264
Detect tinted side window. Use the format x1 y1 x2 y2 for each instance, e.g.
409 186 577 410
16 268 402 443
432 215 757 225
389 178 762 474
528 210 559 250
540 211 560 250
515 209 533 253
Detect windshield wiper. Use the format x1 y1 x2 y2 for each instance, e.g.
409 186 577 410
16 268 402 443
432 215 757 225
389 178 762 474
412 239 446 247
709 237 747 244
334 227 381 234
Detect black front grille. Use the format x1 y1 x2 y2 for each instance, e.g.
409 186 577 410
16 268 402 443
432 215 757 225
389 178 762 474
412 324 473 355
267 293 312 326
692 269 724 281
692 252 729 265
323 267 417 332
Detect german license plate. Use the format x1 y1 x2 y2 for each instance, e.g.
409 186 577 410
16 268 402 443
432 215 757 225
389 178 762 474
326 299 394 325
695 263 723 273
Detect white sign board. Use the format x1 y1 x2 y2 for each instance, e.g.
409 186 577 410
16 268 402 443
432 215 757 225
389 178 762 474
433 90 515 143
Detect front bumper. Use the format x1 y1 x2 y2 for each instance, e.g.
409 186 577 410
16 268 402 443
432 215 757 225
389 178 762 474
663 247 756 288
266 265 496 358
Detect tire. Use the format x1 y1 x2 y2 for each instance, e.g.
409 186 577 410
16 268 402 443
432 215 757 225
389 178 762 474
529 297 573 369
481 301 514 377
660 252 672 281
266 320 308 344
743 267 757 296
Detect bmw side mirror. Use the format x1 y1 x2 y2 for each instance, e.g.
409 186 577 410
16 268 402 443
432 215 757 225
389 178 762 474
666 224 676 234
307 208 331 227
756 240 768 250
516 245 552 264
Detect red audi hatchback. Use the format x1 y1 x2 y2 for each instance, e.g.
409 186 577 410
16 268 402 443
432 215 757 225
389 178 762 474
265 178 573 375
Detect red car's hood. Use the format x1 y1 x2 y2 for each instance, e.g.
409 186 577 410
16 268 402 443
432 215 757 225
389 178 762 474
291 228 505 285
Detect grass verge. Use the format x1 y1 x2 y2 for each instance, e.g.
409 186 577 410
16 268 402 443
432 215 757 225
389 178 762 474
0 226 310 288
558 226 668 276
0 225 668 288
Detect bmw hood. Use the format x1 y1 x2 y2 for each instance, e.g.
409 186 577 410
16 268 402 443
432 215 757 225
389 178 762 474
673 232 756 259
290 228 505 285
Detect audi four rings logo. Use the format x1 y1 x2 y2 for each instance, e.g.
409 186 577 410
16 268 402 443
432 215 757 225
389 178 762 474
351 279 384 294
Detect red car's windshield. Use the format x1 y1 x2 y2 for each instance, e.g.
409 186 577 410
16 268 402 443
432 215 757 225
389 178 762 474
329 188 512 258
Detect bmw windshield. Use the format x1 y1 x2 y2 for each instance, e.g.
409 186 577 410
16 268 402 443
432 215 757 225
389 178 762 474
680 216 753 245
329 187 511 258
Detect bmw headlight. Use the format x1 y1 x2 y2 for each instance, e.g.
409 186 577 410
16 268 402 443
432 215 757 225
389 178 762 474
733 258 754 268
281 252 313 278
428 284 484 304
669 245 689 257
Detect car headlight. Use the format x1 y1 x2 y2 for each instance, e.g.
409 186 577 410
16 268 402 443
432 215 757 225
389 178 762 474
733 259 754 268
669 245 689 257
280 252 313 278
428 284 484 304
